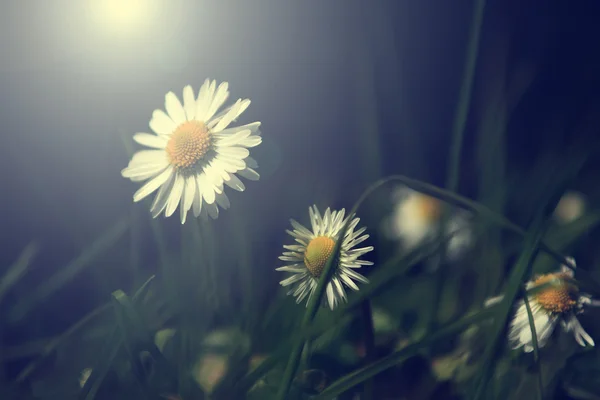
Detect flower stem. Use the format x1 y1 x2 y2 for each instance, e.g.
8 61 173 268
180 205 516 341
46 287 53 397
361 300 375 400
523 295 544 400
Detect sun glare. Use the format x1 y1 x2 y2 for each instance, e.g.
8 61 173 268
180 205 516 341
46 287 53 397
87 0 159 37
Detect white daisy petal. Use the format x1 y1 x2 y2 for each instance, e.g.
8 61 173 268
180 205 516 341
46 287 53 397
205 81 229 121
151 172 175 218
199 204 209 220
281 274 304 286
342 268 369 284
276 265 306 273
165 91 186 125
180 196 188 224
561 256 576 275
149 109 176 136
215 192 230 210
192 185 202 217
133 133 168 149
215 129 252 147
202 184 216 205
535 314 558 348
279 256 300 262
238 168 260 181
212 99 251 132
224 174 245 191
121 161 168 180
181 175 196 223
332 277 347 302
238 135 262 148
283 245 304 251
290 220 313 238
196 79 216 121
245 156 259 169
216 155 247 171
484 296 504 308
133 167 174 202
339 273 360 291
326 284 336 310
182 85 196 120
165 173 185 217
216 122 262 137
128 149 167 166
215 146 250 159
206 202 219 219
565 316 594 347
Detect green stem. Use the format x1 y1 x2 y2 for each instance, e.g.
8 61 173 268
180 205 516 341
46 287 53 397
446 0 487 191
300 339 311 370
361 300 375 400
430 0 487 333
472 214 547 400
523 295 544 400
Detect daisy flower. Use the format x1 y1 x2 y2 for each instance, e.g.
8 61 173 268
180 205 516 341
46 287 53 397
384 185 472 261
277 206 374 310
121 79 262 223
485 257 599 353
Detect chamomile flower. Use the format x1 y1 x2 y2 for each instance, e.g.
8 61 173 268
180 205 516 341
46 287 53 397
277 205 374 310
384 185 472 261
485 257 599 353
121 79 262 224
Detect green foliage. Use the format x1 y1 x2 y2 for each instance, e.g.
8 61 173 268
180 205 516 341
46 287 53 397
3 0 600 399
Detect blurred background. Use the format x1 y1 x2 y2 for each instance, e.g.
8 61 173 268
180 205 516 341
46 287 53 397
2 0 600 398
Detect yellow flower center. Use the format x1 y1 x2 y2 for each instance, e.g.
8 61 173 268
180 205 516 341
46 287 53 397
413 194 442 223
533 272 579 313
166 121 211 170
304 236 336 278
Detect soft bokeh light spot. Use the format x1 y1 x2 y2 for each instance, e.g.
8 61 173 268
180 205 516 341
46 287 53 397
87 0 159 37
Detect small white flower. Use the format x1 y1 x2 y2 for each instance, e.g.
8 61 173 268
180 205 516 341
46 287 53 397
553 191 586 224
277 205 374 310
384 185 472 260
485 257 599 353
121 79 262 223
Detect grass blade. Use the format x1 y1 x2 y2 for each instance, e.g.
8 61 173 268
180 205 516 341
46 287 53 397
445 0 486 191
314 307 497 399
17 275 155 383
523 295 544 400
9 219 129 324
112 288 205 399
431 0 486 333
471 212 547 400
79 276 155 400
0 243 39 306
